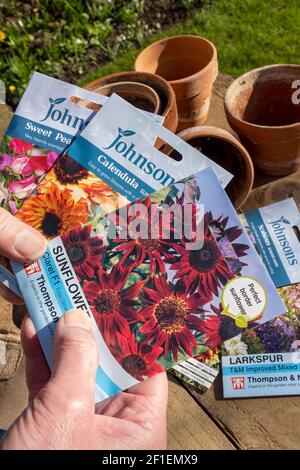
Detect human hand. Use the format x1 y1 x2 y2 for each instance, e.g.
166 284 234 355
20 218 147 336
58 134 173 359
0 309 168 450
0 207 47 304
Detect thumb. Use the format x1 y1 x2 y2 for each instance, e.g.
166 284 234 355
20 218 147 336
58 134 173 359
0 207 47 263
44 309 98 411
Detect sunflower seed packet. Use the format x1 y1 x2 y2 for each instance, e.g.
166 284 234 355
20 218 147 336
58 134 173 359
12 166 285 402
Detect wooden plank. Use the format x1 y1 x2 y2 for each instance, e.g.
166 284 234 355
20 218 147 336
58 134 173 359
167 377 236 450
183 376 300 450
242 170 300 212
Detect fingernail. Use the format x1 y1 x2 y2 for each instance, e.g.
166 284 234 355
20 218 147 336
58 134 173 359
61 309 92 330
14 229 47 261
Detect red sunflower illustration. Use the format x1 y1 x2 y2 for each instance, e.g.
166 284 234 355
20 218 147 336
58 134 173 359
169 213 235 297
139 276 212 362
109 196 177 276
199 303 244 347
83 263 144 342
61 225 103 280
110 333 164 381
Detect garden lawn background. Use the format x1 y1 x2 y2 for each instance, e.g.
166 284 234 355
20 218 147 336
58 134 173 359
0 0 299 107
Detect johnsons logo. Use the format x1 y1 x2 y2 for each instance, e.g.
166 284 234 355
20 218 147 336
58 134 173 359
40 97 87 130
267 216 298 266
103 128 175 188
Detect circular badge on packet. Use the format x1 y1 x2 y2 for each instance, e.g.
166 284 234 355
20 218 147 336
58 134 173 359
221 276 267 328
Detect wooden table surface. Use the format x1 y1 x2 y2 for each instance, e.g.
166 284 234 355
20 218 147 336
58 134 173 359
0 75 300 450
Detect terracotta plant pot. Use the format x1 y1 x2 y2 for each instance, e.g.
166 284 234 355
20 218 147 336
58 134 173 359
135 35 218 131
83 71 178 136
95 81 160 114
225 64 300 176
176 126 254 208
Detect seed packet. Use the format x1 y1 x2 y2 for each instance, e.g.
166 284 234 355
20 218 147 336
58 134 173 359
243 199 300 287
14 93 232 240
172 199 300 394
12 167 285 402
221 283 300 398
0 72 109 214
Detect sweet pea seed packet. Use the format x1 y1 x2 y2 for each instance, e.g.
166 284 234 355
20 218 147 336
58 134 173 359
221 283 300 398
0 72 108 214
12 166 285 402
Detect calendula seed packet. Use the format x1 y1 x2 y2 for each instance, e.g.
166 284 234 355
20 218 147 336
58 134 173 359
14 93 232 239
12 167 285 402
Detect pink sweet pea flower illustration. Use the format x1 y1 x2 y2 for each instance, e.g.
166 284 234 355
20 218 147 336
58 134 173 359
9 176 36 199
47 151 59 168
11 156 30 174
0 182 9 205
8 200 17 215
22 153 58 176
9 138 33 155
0 153 13 171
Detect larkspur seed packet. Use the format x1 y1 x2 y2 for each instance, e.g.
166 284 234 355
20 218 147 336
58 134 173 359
221 283 300 398
12 167 285 402
220 199 300 398
175 199 300 397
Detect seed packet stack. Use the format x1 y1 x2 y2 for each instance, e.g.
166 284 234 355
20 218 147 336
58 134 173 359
221 199 300 398
0 72 165 295
12 164 285 402
173 198 300 398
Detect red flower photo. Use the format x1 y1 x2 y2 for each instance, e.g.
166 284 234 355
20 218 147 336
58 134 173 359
83 263 144 343
61 225 103 279
110 333 164 381
139 276 212 361
109 196 176 275
170 213 235 297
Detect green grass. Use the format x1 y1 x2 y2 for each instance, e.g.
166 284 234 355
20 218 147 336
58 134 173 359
1 0 299 104
82 0 300 85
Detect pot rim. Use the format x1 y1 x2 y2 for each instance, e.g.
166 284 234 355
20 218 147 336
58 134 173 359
225 63 300 131
95 81 160 114
83 70 176 114
177 125 254 208
134 34 218 86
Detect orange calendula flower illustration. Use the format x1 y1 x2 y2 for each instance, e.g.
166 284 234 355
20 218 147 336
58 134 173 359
80 177 128 213
17 182 89 239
